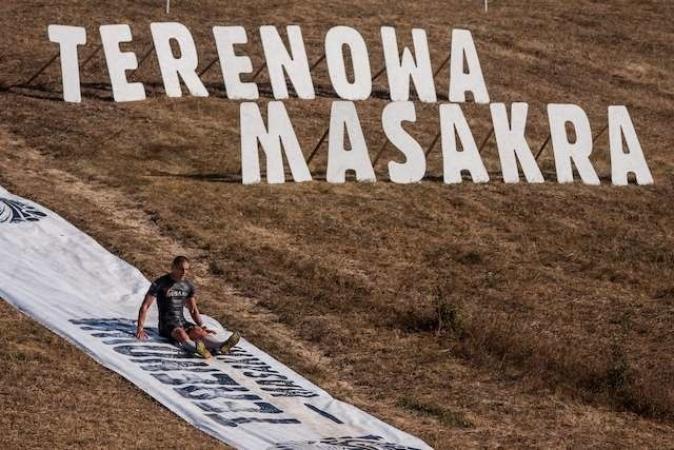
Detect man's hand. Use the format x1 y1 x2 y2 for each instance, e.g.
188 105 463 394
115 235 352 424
200 325 217 335
136 328 148 340
136 294 155 341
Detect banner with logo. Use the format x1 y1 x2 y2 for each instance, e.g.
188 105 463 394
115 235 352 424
0 185 431 450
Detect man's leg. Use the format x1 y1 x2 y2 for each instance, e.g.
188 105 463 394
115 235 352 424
171 326 211 358
186 326 208 342
188 326 240 354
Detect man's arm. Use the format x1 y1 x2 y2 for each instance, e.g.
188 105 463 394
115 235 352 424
186 297 215 334
136 293 156 340
186 296 203 326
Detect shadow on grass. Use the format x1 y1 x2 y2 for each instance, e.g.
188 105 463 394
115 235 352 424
145 170 621 185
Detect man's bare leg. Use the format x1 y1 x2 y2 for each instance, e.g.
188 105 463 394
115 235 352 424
188 327 240 354
214 330 240 353
171 327 195 350
171 326 211 358
186 326 208 342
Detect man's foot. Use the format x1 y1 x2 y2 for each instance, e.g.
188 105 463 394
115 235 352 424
219 331 240 354
195 340 213 359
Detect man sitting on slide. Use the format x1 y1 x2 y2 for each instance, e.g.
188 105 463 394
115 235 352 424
135 255 239 359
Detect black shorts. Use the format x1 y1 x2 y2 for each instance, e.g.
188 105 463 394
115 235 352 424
159 321 197 341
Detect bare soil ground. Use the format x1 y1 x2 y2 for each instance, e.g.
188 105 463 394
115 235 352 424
0 1 673 448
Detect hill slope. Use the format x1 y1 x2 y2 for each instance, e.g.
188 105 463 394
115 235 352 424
1 1 673 448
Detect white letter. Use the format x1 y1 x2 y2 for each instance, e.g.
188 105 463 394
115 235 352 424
240 102 311 184
259 26 314 100
48 25 86 103
327 102 376 183
100 24 146 102
383 102 426 183
212 26 259 100
608 106 653 186
490 103 544 183
449 29 489 104
380 27 436 103
325 26 372 100
440 104 489 183
151 22 208 98
548 104 599 185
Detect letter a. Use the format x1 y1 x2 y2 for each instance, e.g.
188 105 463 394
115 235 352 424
608 106 653 185
440 104 489 183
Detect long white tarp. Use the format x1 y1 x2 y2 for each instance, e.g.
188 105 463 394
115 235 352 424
0 185 431 450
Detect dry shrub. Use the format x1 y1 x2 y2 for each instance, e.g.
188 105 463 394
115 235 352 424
396 396 473 429
390 285 466 337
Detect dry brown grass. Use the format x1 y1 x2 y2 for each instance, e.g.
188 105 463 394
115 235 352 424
1 0 673 448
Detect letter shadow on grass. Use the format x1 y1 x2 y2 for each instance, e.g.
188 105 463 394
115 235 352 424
148 170 620 184
147 170 451 184
3 78 449 104
149 170 494 184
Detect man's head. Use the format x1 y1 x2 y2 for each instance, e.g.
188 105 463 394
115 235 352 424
171 255 190 281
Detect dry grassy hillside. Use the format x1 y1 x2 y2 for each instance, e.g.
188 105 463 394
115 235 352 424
1 1 673 448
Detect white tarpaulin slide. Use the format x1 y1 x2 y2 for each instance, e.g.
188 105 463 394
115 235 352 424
0 185 432 450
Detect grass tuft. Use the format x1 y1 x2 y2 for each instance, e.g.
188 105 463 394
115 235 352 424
397 396 473 429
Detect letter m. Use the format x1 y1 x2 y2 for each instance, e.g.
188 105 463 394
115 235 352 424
240 102 312 184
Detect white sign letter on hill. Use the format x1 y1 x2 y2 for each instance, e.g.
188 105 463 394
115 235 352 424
383 102 426 183
151 22 208 98
449 29 489 104
608 106 654 186
327 102 376 183
380 27 437 103
440 104 489 183
490 103 544 183
240 102 312 184
212 26 259 100
548 104 599 185
260 26 315 100
325 27 372 100
100 25 146 103
48 25 86 103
